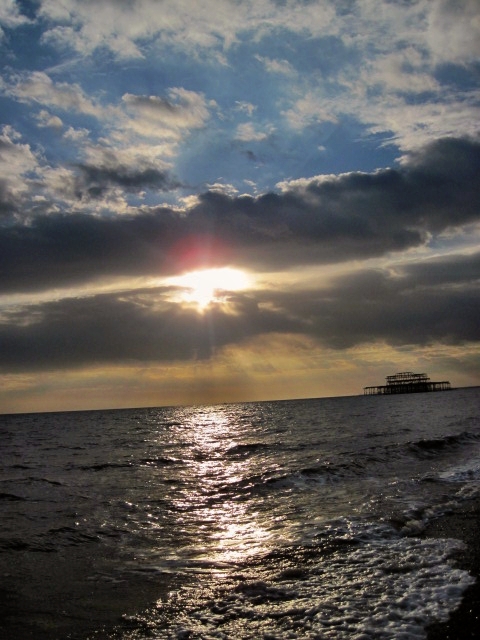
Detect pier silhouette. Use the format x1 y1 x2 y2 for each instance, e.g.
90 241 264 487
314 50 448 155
364 371 451 395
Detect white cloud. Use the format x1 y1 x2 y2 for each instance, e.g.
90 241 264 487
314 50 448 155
2 0 479 206
0 125 41 202
205 181 238 197
0 0 30 28
36 110 64 129
351 83 480 152
8 71 102 116
81 143 172 175
63 126 90 142
33 1 480 77
360 47 439 94
255 55 295 75
235 122 271 142
38 0 233 58
39 164 78 205
427 0 480 64
275 1 478 147
282 92 338 130
6 69 213 143
235 101 256 116
37 0 338 60
27 1 480 154
122 88 215 139
4 70 215 177
41 23 144 59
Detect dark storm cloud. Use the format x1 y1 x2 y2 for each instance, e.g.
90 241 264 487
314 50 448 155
0 250 478 373
0 136 479 293
122 94 180 114
0 210 182 292
0 179 19 218
0 287 298 372
74 163 182 200
259 251 480 349
399 251 480 287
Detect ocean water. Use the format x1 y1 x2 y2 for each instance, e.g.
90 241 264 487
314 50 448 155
1 388 480 639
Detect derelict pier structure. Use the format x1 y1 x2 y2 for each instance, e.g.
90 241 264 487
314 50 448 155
364 371 452 396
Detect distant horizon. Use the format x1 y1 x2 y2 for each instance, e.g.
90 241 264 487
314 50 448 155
3 384 479 418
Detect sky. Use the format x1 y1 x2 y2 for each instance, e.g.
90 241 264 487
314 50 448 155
0 0 479 413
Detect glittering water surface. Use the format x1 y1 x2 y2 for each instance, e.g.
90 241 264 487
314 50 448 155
1 389 479 638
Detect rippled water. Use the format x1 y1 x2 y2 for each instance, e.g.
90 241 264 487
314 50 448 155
1 388 479 638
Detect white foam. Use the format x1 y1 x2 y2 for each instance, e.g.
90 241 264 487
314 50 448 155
120 528 474 639
438 457 480 483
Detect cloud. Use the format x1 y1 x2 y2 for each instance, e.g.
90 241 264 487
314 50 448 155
234 122 271 142
235 102 256 116
0 0 31 29
255 55 295 75
427 0 480 64
399 251 480 287
67 145 182 207
63 126 90 142
5 72 213 154
36 0 337 60
0 125 182 218
3 2 478 178
36 110 64 129
0 286 297 371
73 163 181 200
282 92 338 130
2 72 214 214
0 136 479 291
122 88 215 139
7 71 101 116
38 0 222 58
359 48 439 94
1 249 478 373
0 125 41 218
264 252 480 349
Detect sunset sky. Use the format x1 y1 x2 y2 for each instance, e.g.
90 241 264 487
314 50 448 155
1 0 479 413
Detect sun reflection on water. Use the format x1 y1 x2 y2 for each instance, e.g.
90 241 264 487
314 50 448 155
171 407 273 566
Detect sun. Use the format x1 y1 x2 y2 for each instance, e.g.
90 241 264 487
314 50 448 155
168 267 251 309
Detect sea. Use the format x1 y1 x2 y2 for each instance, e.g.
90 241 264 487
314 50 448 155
1 387 480 639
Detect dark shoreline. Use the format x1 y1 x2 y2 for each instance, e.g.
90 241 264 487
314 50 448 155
423 497 480 639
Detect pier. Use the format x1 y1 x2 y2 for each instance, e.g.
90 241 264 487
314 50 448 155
364 371 451 395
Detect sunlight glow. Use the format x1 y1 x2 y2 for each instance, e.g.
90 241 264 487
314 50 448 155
169 267 251 308
171 407 273 565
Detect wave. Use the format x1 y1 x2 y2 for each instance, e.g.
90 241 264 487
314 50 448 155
0 492 26 501
215 429 480 499
346 430 480 469
44 525 110 545
115 520 474 640
408 431 480 459
0 538 29 551
0 476 65 489
0 524 123 554
78 462 133 471
226 442 268 457
29 476 64 486
139 456 180 466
